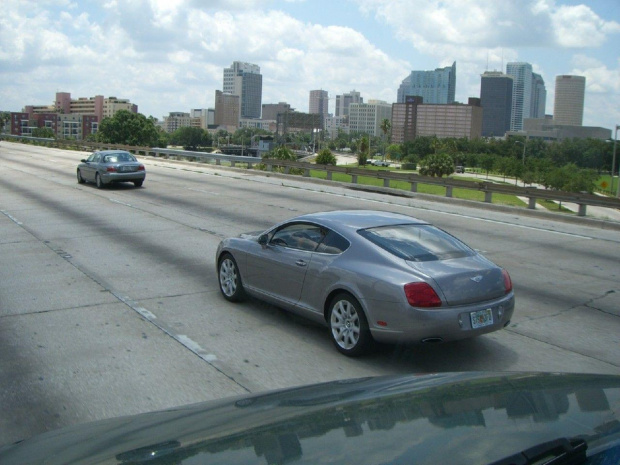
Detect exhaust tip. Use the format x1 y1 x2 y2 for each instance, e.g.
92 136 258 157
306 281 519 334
421 337 443 344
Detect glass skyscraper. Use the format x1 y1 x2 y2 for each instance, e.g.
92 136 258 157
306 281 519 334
531 73 547 119
397 62 456 104
480 71 513 137
223 61 262 119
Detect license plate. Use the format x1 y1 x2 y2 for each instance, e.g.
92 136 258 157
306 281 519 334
120 166 133 172
471 308 493 329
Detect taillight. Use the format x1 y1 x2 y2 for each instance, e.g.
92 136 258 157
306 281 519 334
502 269 512 294
106 166 117 172
138 164 145 171
404 282 442 308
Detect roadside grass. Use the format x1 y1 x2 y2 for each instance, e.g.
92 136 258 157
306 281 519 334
537 199 575 213
309 168 528 208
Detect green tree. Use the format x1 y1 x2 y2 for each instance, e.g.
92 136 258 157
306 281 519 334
402 138 433 159
479 154 495 178
464 152 480 170
506 158 524 185
32 127 56 138
96 110 161 147
385 143 403 161
357 136 369 166
419 152 454 177
267 145 296 160
215 129 231 147
315 148 337 165
380 119 391 159
0 112 10 132
547 164 597 193
495 156 512 181
170 127 211 150
265 145 303 174
402 153 418 170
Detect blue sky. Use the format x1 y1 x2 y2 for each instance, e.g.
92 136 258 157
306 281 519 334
1 0 618 131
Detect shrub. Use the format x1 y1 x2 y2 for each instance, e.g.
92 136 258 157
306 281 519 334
315 148 337 165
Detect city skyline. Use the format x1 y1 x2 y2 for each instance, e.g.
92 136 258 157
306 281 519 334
1 1 618 131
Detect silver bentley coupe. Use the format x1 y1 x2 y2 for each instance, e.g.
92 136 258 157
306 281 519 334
216 210 514 356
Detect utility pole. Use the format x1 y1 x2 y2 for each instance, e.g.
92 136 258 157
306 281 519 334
613 124 619 197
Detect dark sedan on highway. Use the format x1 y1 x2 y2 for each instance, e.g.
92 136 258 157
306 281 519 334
77 150 146 188
216 210 515 356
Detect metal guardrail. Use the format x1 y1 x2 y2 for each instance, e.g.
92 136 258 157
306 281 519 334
3 134 620 217
260 159 620 217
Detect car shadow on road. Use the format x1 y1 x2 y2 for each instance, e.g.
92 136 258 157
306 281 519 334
273 301 519 374
370 337 520 373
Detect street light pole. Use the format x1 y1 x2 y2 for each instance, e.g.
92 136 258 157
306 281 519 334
613 124 619 198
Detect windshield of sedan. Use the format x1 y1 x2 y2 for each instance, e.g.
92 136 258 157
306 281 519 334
358 224 475 262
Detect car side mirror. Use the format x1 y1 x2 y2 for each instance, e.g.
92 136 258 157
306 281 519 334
81 159 87 163
258 234 268 247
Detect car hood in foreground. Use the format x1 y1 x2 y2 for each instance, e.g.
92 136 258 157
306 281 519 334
1 372 619 464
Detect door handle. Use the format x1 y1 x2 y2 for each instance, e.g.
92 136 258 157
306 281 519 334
295 260 307 267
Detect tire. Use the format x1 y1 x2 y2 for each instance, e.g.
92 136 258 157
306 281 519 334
328 293 373 356
218 253 245 302
95 173 104 189
77 169 85 184
134 180 143 187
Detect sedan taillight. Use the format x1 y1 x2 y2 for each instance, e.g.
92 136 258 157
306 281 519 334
502 269 513 294
138 164 145 171
404 282 442 308
106 166 117 172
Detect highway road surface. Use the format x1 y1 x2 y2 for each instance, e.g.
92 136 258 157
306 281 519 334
1 141 619 447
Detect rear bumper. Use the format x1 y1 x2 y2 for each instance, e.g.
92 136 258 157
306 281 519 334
367 293 515 345
101 172 146 184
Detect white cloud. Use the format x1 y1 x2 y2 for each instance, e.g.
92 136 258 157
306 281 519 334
551 4 620 47
354 0 619 50
0 0 618 130
571 55 620 93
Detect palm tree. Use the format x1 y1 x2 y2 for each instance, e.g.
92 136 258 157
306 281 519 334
380 119 391 160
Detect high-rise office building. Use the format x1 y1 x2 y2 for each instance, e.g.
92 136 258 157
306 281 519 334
262 102 292 121
223 61 262 119
348 100 392 137
506 62 533 131
214 90 240 130
480 71 513 137
397 62 456 104
391 96 482 142
309 90 329 117
391 96 422 144
335 90 363 118
416 99 483 139
553 75 586 126
531 73 547 119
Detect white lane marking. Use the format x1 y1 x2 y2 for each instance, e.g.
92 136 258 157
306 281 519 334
109 199 133 207
111 291 257 392
187 188 220 195
1 210 23 225
429 210 593 240
135 307 157 320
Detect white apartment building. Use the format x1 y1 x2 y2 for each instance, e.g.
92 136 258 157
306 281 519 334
348 100 392 137
324 115 349 139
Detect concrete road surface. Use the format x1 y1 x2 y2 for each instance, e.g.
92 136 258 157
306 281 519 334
1 141 619 447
